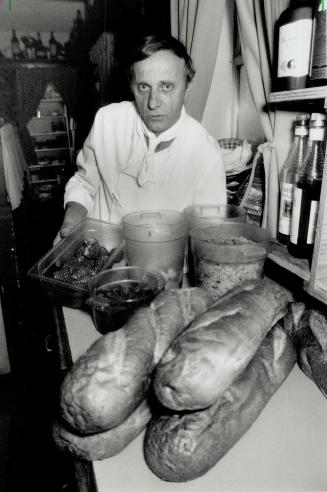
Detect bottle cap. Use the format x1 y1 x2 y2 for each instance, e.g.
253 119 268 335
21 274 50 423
295 113 310 126
310 113 326 121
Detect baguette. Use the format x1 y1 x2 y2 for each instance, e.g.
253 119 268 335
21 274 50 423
53 399 151 461
59 288 212 434
283 302 327 398
153 278 292 411
144 324 296 482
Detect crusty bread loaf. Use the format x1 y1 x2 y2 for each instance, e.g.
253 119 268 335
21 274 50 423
59 288 213 434
144 324 296 482
283 302 327 398
53 399 151 461
153 278 293 411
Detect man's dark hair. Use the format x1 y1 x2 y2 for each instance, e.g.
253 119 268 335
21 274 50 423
127 33 195 85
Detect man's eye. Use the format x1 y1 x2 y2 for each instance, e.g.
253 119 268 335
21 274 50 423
161 83 173 91
138 84 149 92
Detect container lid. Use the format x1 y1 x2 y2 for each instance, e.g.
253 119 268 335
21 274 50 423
184 204 246 225
122 210 187 242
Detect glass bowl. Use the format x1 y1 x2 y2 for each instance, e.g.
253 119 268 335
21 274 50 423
87 266 166 334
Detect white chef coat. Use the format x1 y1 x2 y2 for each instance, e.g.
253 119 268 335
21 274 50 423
64 101 227 224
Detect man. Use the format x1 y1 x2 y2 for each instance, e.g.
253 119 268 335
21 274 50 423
56 33 226 241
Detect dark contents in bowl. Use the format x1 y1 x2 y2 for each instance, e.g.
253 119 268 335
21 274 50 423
95 281 155 305
91 281 158 334
53 238 112 286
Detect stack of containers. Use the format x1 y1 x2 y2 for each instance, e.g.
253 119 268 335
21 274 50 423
122 210 187 289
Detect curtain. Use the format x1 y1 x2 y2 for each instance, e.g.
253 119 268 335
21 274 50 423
89 32 115 105
235 0 290 237
170 0 227 122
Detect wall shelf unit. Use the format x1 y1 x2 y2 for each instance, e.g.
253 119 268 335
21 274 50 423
27 86 75 202
268 85 327 304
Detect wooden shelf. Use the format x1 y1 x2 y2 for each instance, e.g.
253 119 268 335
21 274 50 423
29 162 65 170
31 178 59 185
32 115 65 120
35 147 70 152
269 86 327 104
267 240 310 282
309 280 327 305
30 131 67 137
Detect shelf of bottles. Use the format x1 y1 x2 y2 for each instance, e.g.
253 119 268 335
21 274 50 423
267 95 327 302
266 0 327 303
27 86 75 202
10 8 84 63
269 87 327 105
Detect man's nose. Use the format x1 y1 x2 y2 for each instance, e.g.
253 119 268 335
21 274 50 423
148 89 161 109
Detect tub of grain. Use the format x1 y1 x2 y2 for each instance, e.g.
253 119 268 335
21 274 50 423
190 222 270 300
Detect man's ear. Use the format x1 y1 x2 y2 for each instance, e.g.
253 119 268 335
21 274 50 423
184 82 192 101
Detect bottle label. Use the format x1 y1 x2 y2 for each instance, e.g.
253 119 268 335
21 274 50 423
294 127 309 136
310 9 327 79
307 200 319 244
290 186 302 243
309 128 325 140
278 19 313 78
290 187 319 246
279 182 294 235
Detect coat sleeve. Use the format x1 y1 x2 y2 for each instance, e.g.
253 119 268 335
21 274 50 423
64 113 102 214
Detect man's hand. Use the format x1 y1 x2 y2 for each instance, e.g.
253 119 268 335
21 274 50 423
53 202 88 245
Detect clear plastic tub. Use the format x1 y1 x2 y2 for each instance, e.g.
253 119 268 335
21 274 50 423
183 204 247 284
87 266 166 334
191 222 270 300
28 218 124 309
122 210 187 289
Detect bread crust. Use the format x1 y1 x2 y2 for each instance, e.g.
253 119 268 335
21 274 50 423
144 324 296 482
284 302 327 398
59 288 213 434
53 399 151 461
153 278 293 411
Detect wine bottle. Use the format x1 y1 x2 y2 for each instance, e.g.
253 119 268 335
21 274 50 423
308 0 327 87
49 31 58 60
276 0 314 91
11 29 20 60
288 114 326 261
278 113 310 245
35 32 47 60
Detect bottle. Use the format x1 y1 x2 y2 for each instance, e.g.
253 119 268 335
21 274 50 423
76 9 84 33
21 35 33 59
275 0 314 91
49 31 58 60
35 32 47 59
288 114 326 260
11 29 20 59
308 0 327 87
69 20 78 45
278 113 310 245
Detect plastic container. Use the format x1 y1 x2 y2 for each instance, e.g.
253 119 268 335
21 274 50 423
183 204 246 230
87 266 166 334
191 222 270 300
28 218 124 309
122 210 187 289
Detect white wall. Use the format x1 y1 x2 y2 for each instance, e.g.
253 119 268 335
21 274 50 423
0 0 85 58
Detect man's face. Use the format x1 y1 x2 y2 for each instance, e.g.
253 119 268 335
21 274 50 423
131 50 190 136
